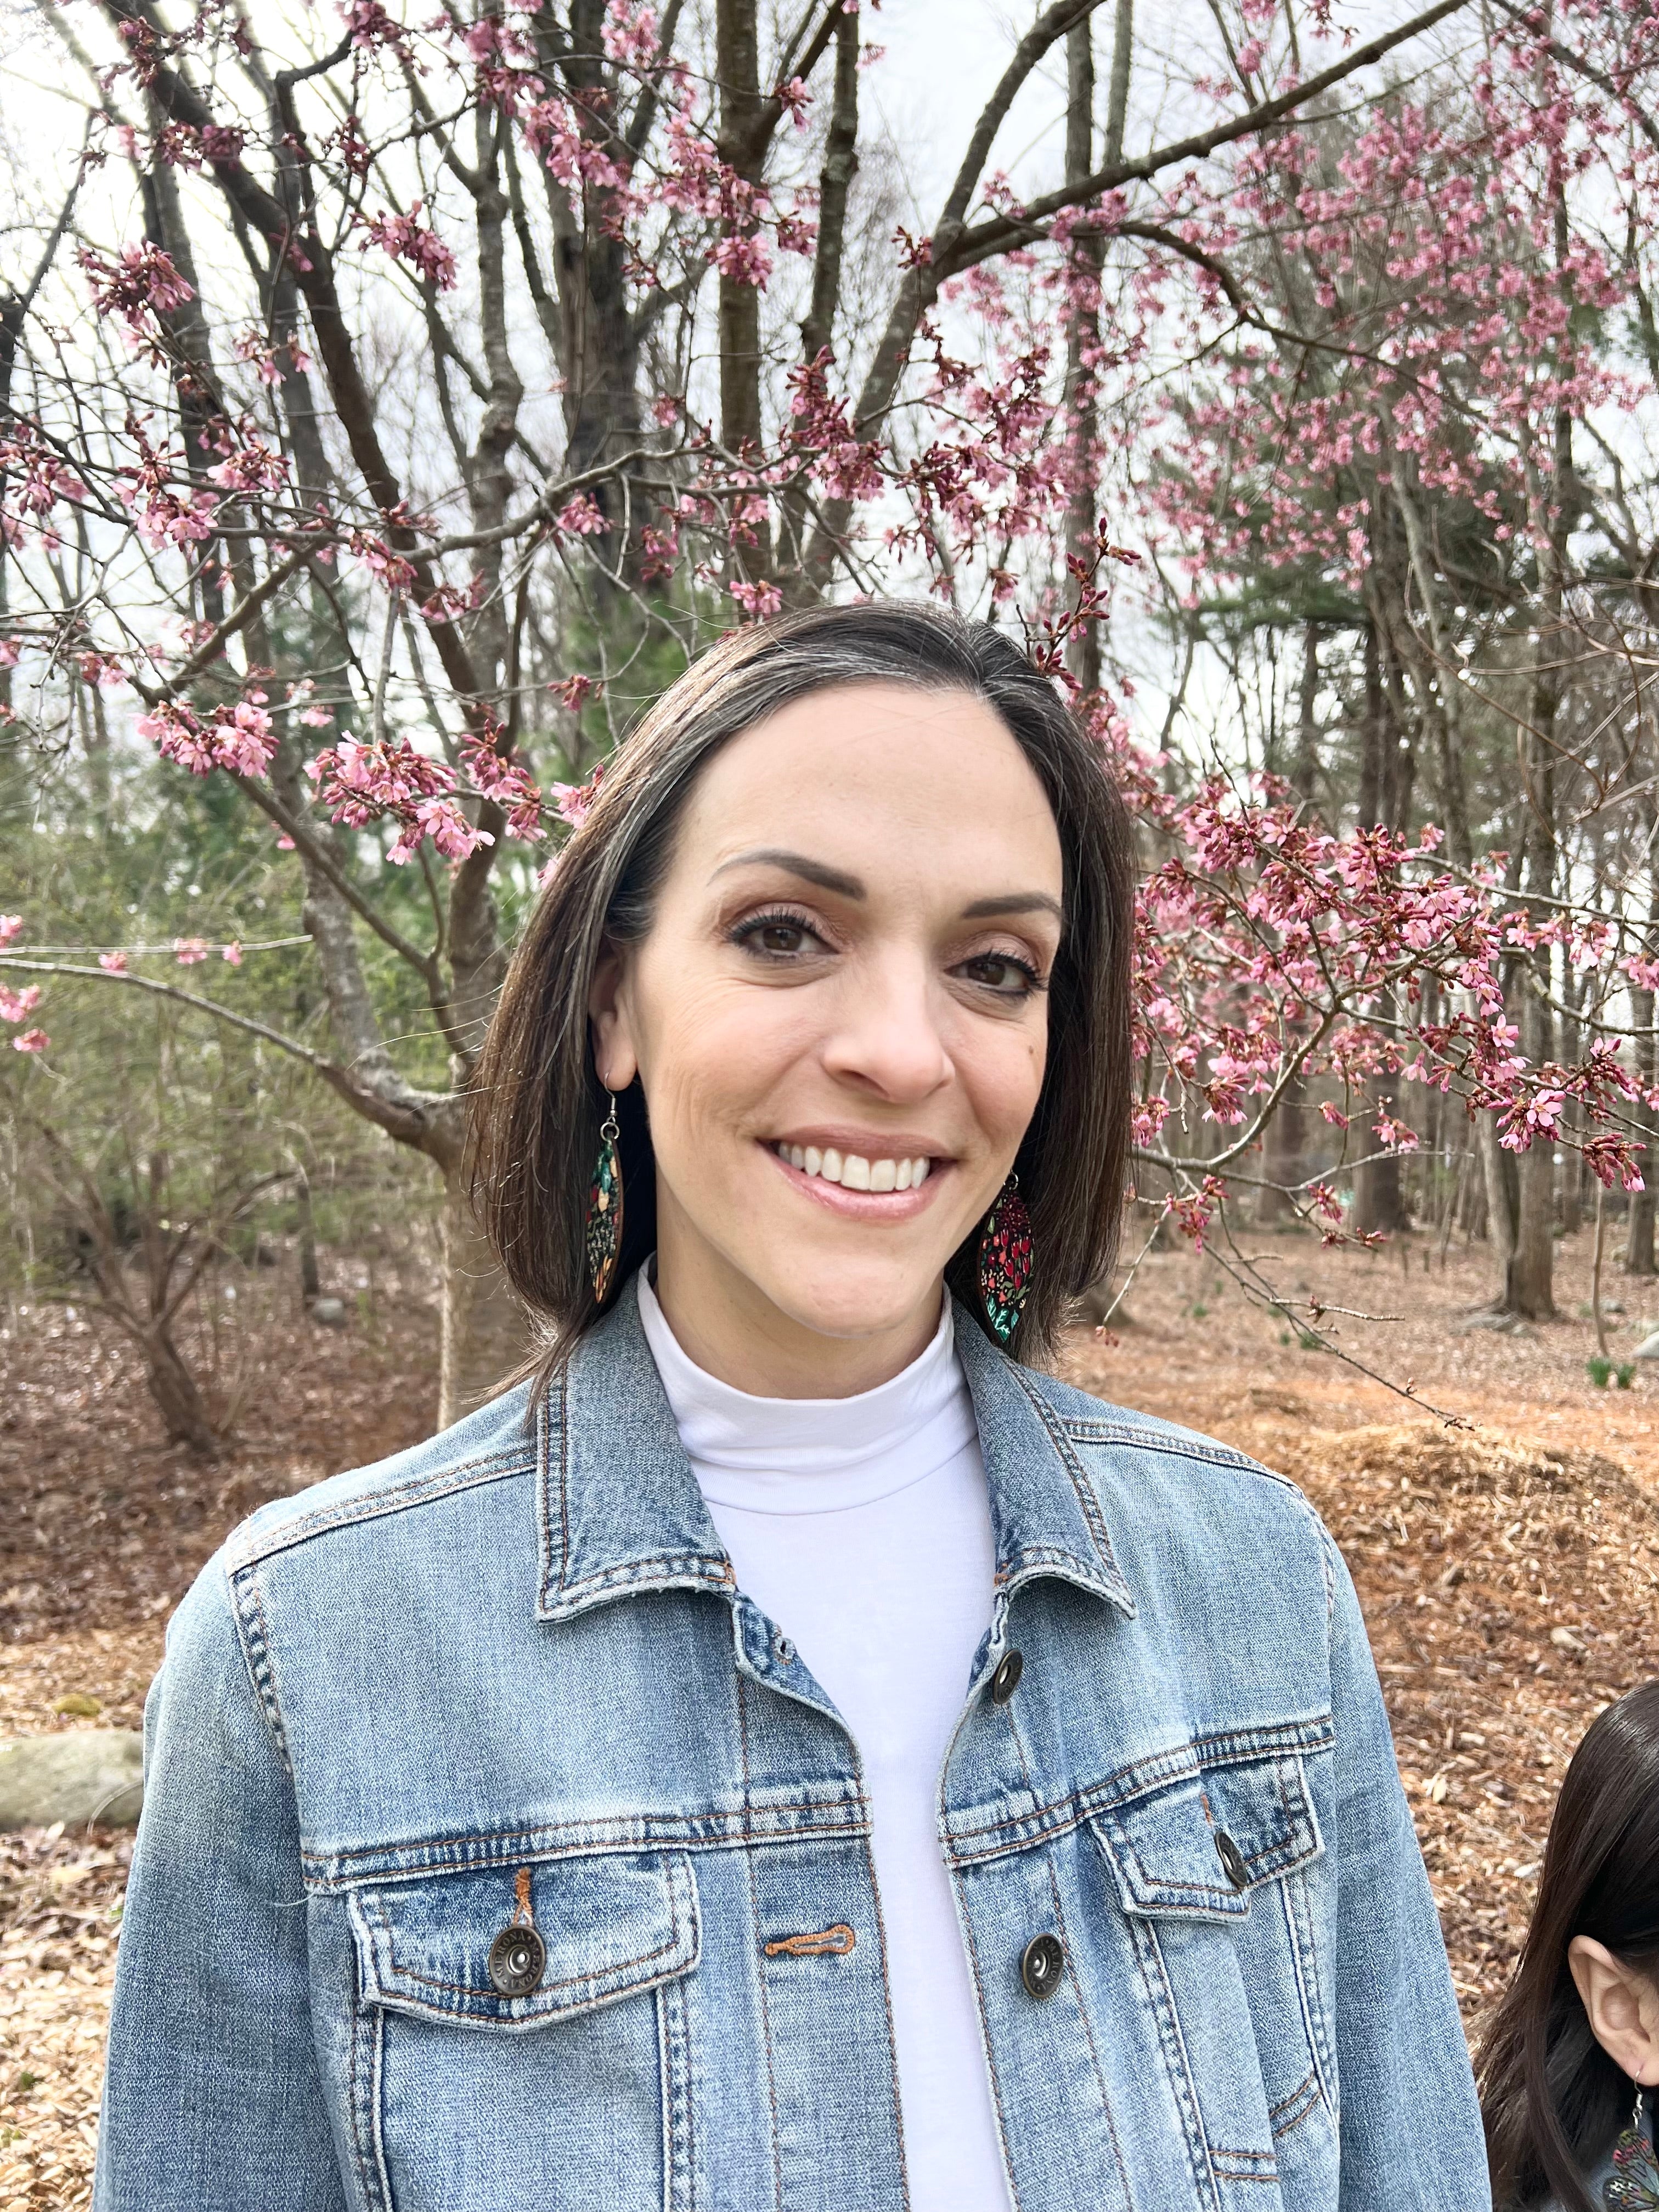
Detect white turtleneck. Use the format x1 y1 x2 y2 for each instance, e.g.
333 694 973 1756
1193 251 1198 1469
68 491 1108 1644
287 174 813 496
636 1271 1010 2211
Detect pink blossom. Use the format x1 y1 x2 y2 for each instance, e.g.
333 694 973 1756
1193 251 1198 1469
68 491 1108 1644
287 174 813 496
0 916 21 945
12 1029 48 1054
99 951 128 974
173 938 210 965
363 202 458 290
222 941 243 967
550 764 603 826
553 493 608 537
713 233 773 287
0 985 41 1022
730 578 783 618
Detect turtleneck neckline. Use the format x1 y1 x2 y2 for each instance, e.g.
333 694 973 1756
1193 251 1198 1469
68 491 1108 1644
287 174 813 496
636 1269 976 1515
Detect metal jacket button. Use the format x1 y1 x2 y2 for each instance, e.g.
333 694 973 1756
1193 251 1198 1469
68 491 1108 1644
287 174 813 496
989 1649 1023 1705
1215 1831 1249 1891
488 1924 546 1996
1020 1932 1064 1999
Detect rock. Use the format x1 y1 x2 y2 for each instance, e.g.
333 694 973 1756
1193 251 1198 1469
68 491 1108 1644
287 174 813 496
309 1296 347 1328
1549 1626 1588 1655
1458 1310 1527 1334
0 1731 142 1829
52 1692 101 1719
1633 1331 1659 1362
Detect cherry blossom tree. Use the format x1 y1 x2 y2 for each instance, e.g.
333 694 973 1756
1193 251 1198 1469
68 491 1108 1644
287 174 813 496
7 0 1659 1416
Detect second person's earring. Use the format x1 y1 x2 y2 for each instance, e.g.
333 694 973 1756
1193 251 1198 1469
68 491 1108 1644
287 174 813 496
585 1092 624 1305
977 1173 1032 1346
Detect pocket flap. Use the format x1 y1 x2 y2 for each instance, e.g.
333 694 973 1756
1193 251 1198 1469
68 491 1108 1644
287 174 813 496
351 1848 700 2030
1092 1754 1321 1921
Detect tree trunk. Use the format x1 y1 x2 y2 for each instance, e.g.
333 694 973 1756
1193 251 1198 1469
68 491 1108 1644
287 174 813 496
1628 981 1656 1276
1353 997 1406 1238
1628 816 1658 1274
1258 1075 1306 1226
1063 20 1102 690
138 1327 223 1459
438 1166 531 1429
1506 974 1558 1318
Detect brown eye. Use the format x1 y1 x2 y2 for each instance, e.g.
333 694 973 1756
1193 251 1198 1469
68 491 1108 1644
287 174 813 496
961 952 1039 996
755 922 806 954
730 909 825 959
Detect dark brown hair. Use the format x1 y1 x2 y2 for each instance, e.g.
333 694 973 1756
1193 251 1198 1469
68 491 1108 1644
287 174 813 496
470 599 1136 1379
1477 1679 1659 2210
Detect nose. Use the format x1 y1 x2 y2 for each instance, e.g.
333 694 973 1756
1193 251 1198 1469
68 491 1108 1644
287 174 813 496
819 948 953 1104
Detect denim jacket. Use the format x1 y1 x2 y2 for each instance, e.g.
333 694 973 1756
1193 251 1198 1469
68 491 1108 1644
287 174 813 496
95 1287 1486 2211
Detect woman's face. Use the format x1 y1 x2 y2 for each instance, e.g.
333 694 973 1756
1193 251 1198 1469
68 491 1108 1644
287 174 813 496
590 681 1065 1394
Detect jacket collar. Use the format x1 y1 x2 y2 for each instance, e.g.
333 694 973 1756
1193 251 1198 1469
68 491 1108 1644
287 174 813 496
536 1280 1134 1625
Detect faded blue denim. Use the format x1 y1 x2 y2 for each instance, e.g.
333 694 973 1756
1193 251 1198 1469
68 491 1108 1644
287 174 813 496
94 1286 1487 2210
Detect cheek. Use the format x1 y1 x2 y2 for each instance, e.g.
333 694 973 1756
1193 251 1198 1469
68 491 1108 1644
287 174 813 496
633 975 812 1138
954 1010 1049 1140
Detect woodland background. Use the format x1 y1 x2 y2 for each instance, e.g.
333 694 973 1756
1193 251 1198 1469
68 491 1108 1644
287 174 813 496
5 0 1659 2199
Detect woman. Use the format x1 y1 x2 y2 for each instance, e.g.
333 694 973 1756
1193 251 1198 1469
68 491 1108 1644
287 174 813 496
1479 1681 1659 2210
95 602 1487 2211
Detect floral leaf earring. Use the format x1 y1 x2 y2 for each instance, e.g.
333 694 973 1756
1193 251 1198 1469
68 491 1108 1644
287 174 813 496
977 1173 1032 1346
585 1091 624 1306
1605 2083 1658 2209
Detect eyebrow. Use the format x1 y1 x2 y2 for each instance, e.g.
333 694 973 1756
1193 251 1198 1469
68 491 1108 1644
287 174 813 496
711 848 867 899
712 849 1063 927
961 891 1065 926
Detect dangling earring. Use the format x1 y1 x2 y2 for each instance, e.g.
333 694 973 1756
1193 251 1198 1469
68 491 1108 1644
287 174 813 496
1606 2081 1658 2208
585 1092 624 1305
977 1173 1032 1346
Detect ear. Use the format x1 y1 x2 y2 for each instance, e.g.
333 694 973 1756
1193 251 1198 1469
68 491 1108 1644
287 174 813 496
1568 1936 1659 2087
588 938 640 1095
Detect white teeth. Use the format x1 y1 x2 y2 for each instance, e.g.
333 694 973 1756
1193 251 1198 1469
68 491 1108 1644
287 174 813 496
776 1144 937 1191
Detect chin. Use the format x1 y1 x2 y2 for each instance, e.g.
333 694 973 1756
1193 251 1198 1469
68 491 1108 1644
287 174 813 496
763 1267 944 1345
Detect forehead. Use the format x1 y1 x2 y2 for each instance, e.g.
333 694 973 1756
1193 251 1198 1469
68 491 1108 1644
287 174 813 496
676 681 1063 892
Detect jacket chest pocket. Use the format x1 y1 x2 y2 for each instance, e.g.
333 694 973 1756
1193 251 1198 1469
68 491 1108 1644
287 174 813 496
347 1849 700 2212
1090 1754 1337 2207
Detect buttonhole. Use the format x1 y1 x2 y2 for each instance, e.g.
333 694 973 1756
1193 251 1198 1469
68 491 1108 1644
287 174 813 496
763 1925 856 1958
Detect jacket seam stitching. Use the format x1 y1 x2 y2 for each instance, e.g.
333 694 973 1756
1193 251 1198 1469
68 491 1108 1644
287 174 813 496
224 1560 293 1778
1008 1367 1119 1573
227 1451 531 1567
956 1871 1026 2212
1009 1697 1132 2204
305 1798 866 1874
1134 1914 1223 2211
736 1669 786 2212
945 1724 1331 1852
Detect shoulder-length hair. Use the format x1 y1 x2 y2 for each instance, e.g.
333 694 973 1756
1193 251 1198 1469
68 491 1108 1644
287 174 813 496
1477 1678 1659 2211
470 599 1136 1381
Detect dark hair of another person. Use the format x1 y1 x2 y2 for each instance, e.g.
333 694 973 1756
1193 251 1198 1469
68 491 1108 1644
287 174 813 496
469 599 1137 1383
1477 1679 1659 2211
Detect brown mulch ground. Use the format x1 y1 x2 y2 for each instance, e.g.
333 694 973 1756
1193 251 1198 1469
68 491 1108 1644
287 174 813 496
1 1280 436 2209
5 1227 1659 2205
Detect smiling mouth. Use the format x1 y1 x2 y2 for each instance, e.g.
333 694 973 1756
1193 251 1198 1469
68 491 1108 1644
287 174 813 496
769 1141 934 1193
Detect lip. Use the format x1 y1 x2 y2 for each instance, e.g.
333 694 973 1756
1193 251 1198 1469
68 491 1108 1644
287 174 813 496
766 1127 952 1161
760 1139 951 1221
